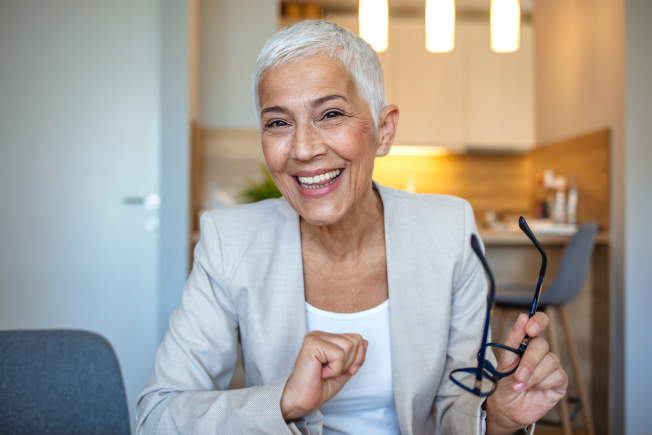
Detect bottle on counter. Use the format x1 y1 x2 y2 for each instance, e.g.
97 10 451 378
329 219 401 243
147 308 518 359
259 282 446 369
567 177 578 225
536 170 555 219
552 175 567 224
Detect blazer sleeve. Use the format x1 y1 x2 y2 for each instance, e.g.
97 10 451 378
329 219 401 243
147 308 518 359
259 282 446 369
135 212 306 435
433 200 495 435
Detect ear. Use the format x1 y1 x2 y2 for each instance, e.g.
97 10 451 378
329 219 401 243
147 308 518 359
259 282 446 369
375 104 400 157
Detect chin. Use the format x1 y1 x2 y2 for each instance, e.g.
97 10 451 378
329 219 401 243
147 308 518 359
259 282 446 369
296 202 346 226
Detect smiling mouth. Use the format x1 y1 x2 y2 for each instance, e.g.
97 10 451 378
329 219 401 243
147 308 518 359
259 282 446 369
294 169 343 189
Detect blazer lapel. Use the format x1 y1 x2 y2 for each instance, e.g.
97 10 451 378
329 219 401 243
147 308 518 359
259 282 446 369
255 198 308 381
377 183 444 435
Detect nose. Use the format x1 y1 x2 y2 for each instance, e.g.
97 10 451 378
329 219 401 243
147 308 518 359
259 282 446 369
291 121 327 161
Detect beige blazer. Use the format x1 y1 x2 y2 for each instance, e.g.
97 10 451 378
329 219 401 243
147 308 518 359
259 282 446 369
137 183 530 435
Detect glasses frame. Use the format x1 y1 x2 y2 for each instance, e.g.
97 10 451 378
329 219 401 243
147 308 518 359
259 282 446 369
450 217 548 397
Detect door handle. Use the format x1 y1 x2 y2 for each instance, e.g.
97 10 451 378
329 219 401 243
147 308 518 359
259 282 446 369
123 194 161 211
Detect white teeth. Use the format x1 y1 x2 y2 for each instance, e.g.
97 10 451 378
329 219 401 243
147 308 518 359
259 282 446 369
298 169 343 189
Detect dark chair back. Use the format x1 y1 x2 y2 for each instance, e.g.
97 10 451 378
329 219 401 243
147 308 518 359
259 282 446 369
541 222 599 306
0 330 131 435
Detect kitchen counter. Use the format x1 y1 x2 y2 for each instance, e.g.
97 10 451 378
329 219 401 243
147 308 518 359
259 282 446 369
479 229 610 246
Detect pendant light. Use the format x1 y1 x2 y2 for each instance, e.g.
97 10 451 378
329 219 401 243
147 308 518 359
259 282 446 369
490 0 520 53
359 0 389 52
425 0 455 53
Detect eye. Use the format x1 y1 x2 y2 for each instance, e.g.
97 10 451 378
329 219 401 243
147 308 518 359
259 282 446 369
266 119 289 128
322 110 343 120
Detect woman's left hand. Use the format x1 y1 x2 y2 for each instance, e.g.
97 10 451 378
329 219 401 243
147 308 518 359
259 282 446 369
484 312 568 435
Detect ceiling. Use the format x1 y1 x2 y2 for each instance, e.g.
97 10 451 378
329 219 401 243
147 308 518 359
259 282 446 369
285 0 534 13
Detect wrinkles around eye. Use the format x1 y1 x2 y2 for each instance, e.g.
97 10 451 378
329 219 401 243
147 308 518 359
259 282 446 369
319 110 347 121
264 119 292 129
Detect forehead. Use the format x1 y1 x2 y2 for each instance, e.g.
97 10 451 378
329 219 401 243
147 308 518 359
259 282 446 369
258 55 358 109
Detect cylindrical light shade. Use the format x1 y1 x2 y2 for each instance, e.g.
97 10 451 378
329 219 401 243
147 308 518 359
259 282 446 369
359 0 389 52
490 0 520 53
425 0 455 53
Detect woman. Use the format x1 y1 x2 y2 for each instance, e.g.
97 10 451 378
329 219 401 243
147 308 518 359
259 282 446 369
137 21 567 435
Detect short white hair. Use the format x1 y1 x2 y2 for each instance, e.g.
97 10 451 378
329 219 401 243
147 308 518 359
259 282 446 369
252 20 387 127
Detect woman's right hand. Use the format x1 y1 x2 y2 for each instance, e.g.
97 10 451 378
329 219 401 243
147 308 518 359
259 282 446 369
280 331 368 421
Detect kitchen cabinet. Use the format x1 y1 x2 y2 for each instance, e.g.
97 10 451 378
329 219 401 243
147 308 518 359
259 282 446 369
387 17 534 150
463 21 534 150
391 18 467 150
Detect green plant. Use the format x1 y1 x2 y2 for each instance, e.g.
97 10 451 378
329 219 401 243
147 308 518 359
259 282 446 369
239 165 282 203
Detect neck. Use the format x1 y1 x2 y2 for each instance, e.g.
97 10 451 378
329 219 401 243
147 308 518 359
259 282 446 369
300 182 384 258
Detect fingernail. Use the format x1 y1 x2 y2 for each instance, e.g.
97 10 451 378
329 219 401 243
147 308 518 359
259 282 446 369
517 315 525 328
350 365 359 375
514 382 526 392
364 341 369 350
516 366 529 381
529 324 540 335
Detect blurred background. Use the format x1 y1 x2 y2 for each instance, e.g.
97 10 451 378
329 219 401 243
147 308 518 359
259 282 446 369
0 0 650 434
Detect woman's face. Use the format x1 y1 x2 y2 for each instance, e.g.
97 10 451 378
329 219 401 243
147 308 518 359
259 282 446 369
258 55 397 226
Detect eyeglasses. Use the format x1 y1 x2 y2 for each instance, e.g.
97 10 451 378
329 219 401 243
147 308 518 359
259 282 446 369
449 217 548 397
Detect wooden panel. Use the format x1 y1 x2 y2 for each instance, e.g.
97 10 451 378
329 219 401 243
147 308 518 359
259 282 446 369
373 153 532 219
190 122 204 234
202 127 266 206
591 245 610 435
531 129 610 230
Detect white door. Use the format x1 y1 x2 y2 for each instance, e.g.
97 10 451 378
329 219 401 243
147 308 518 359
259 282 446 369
0 0 178 426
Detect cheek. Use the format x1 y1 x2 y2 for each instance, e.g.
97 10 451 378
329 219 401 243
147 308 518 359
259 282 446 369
261 137 290 174
335 123 377 171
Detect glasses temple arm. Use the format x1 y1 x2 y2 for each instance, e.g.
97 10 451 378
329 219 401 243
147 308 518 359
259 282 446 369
519 216 548 278
471 235 495 388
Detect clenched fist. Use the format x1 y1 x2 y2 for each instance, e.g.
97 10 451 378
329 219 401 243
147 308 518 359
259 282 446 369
280 331 368 421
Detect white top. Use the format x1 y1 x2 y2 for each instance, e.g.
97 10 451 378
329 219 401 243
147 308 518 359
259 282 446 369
305 300 400 435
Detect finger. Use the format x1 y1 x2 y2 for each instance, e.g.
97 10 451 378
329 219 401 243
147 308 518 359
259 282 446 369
525 312 549 338
514 337 549 385
530 367 569 392
310 339 348 379
345 335 367 374
497 313 529 371
522 352 560 391
339 334 360 373
312 332 357 372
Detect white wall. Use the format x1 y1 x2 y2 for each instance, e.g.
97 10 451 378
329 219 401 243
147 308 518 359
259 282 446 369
0 1 165 428
533 0 626 431
199 0 278 128
624 2 652 434
159 0 191 342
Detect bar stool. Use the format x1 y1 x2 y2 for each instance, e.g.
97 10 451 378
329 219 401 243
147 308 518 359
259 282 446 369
493 222 598 435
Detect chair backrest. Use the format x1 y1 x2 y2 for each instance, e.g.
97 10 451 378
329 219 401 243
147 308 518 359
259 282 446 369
542 222 599 306
0 330 131 435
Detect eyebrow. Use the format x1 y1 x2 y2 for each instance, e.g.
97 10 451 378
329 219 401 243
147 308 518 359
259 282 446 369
312 94 348 107
260 95 349 116
260 106 286 115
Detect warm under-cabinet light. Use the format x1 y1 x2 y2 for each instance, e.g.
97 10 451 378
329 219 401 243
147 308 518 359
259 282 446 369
490 0 520 53
389 146 449 156
359 0 389 52
425 0 455 53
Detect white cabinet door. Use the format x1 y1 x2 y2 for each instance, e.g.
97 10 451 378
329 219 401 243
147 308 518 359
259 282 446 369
321 14 534 150
462 21 534 149
392 18 466 150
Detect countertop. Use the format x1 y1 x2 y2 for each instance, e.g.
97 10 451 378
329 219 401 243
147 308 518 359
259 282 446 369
479 229 610 246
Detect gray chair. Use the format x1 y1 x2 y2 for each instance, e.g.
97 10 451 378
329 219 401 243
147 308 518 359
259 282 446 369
493 222 598 435
0 330 131 435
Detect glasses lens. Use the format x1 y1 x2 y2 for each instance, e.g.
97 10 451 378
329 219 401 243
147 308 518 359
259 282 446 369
450 367 496 396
